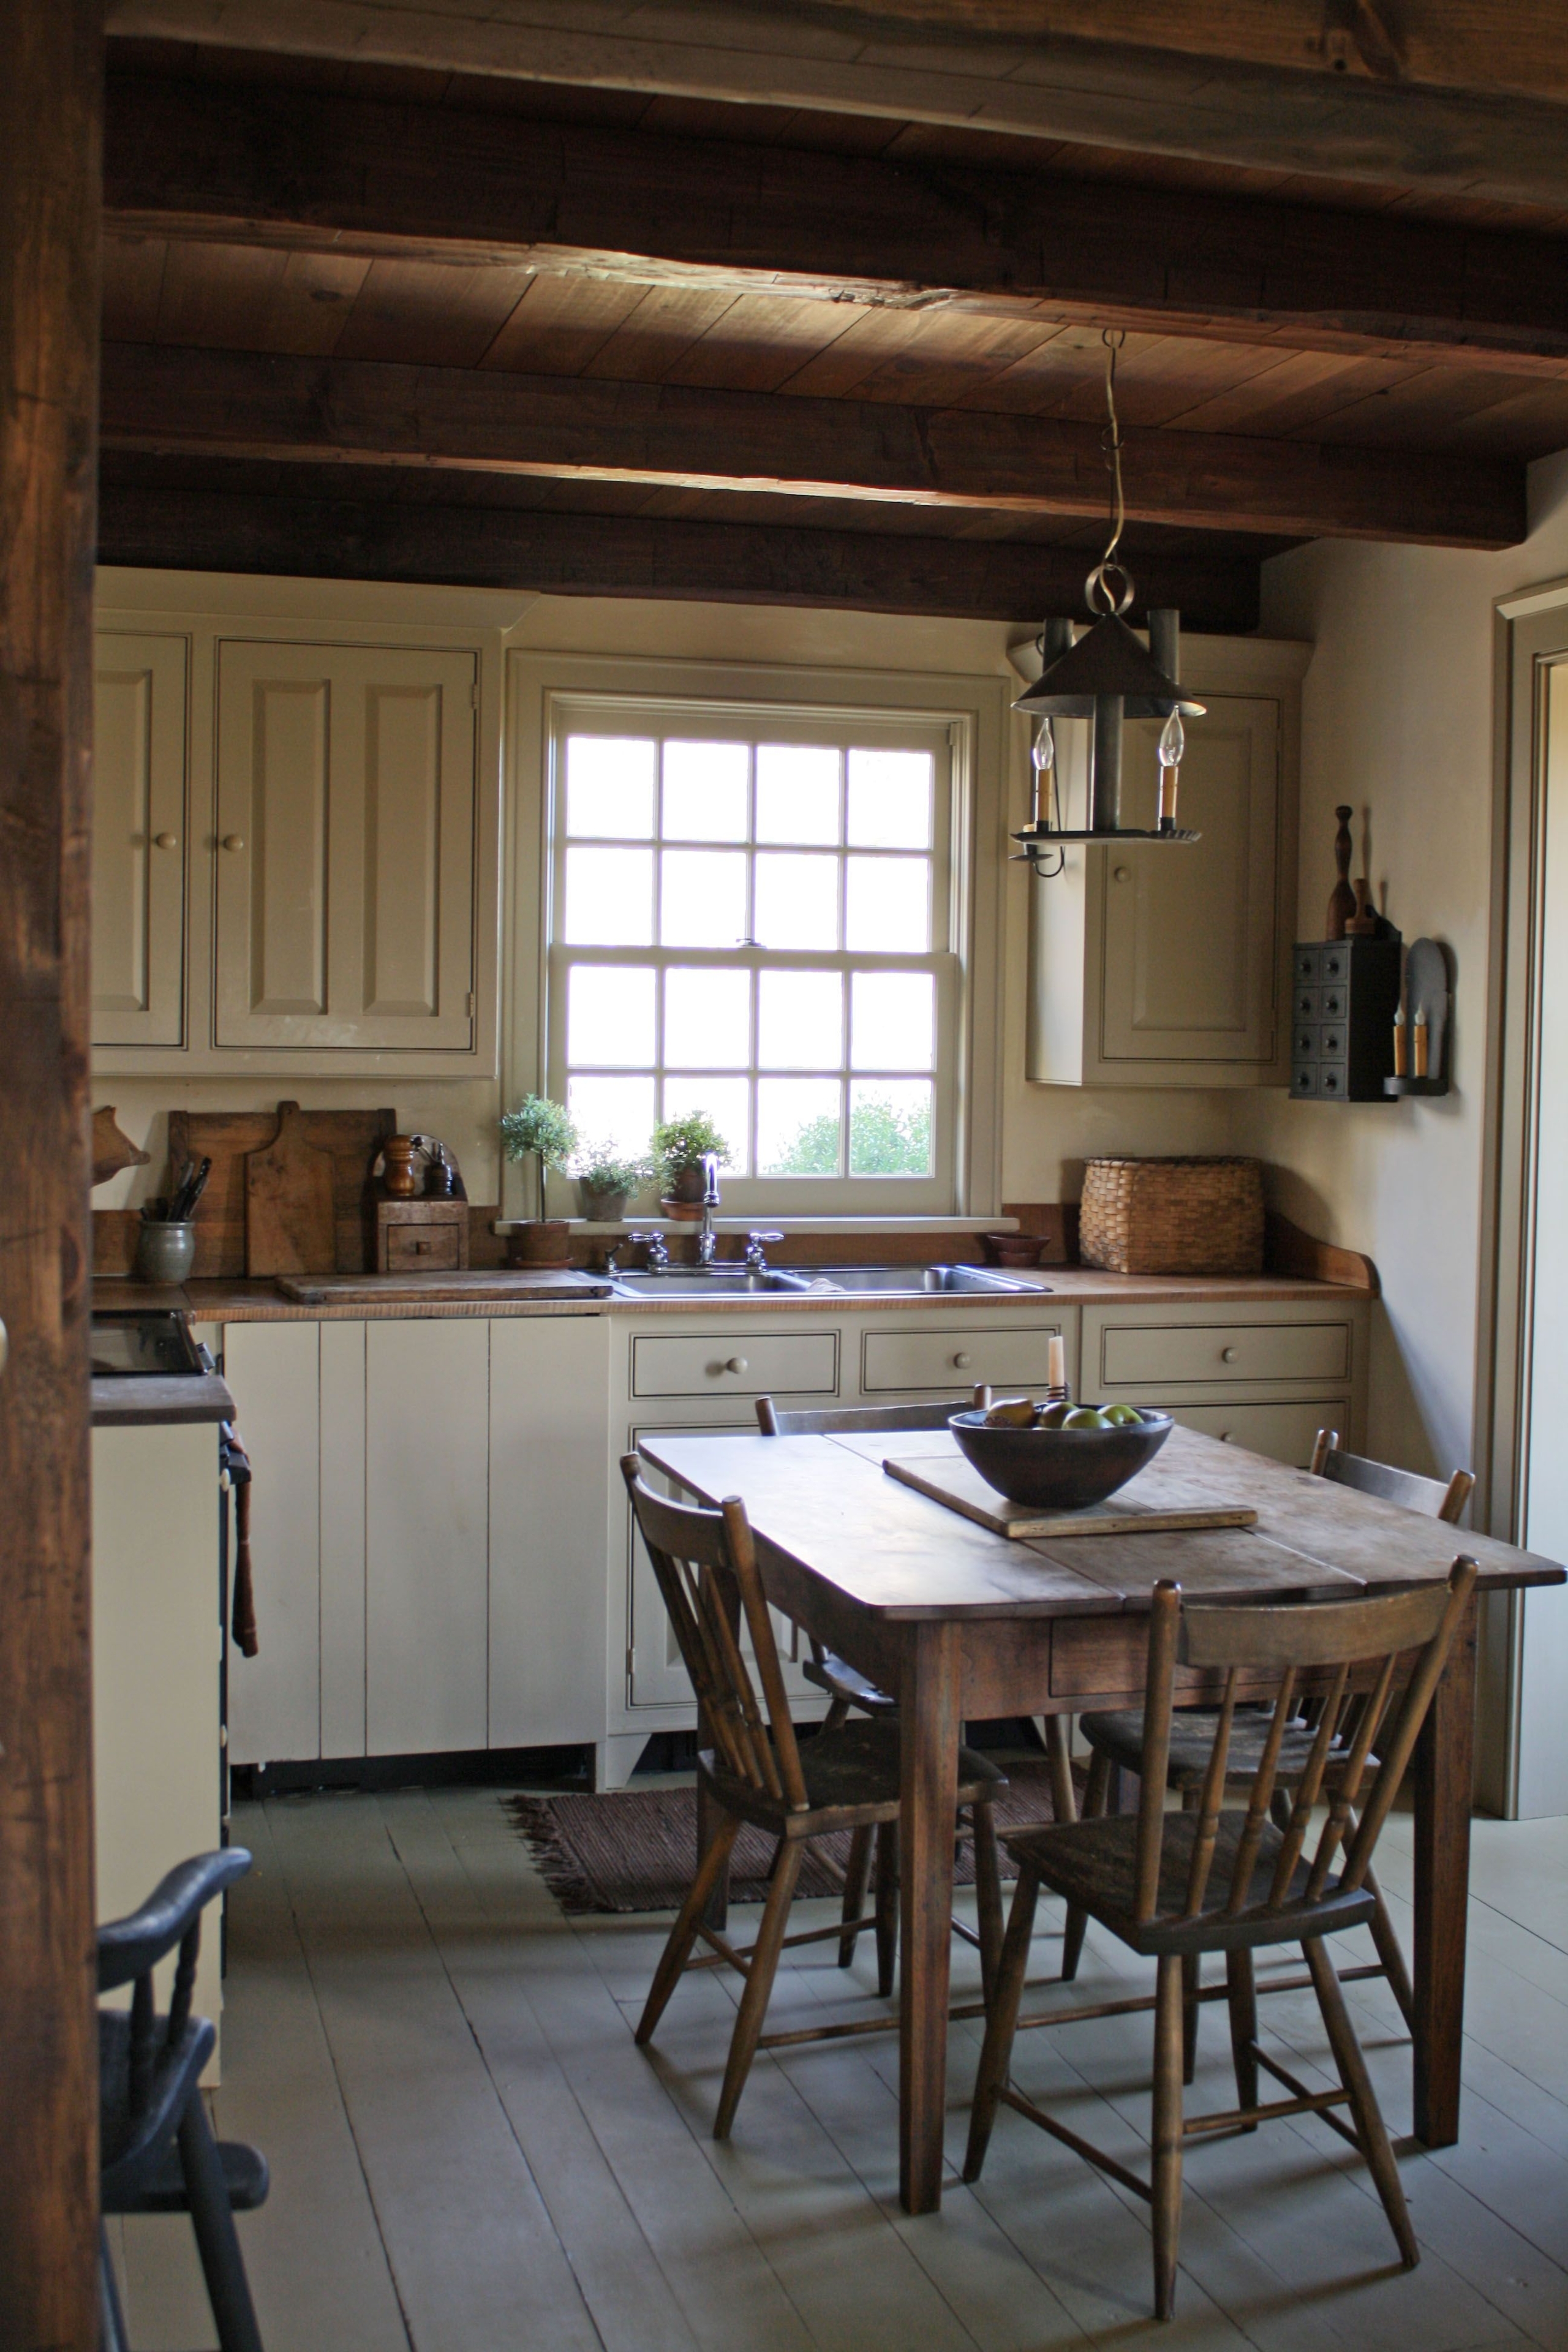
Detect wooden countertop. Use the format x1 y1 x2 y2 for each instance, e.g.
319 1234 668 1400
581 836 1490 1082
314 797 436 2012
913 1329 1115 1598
91 1371 235 1427
93 1269 1370 1323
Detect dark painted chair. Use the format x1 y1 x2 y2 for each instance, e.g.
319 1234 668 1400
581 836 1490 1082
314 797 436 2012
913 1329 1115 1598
622 1455 1006 2135
99 1849 268 2352
965 1559 1478 2320
1066 1428 1476 2029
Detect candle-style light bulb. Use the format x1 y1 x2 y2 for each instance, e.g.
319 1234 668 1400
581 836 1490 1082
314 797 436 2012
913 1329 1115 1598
1030 716 1056 829
1157 709 1184 832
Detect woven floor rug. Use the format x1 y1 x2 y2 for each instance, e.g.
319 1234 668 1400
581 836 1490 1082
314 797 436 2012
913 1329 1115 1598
507 1757 1076 1915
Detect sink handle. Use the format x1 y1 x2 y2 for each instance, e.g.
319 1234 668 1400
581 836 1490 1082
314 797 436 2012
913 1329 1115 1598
744 1229 784 1274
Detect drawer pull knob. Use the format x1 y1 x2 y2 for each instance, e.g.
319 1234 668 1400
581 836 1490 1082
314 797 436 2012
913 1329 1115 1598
952 1351 971 1370
1219 1431 1233 1443
154 831 178 850
723 1356 748 1376
222 834 246 852
1114 865 1131 883
1221 1346 1238 1363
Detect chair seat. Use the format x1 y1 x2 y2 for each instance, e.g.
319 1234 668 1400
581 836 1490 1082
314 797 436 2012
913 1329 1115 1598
1001 1809 1376 1956
1080 1705 1370 1792
131 2136 271 2216
99 2007 216 2206
801 1651 898 1715
702 1717 1004 1834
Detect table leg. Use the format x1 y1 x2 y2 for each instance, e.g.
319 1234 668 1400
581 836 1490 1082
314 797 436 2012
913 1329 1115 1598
1411 1595 1477 2147
899 1619 962 2215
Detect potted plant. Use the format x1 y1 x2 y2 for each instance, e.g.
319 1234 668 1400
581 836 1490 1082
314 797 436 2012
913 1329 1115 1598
652 1110 731 1215
499 1094 578 1265
573 1139 652 1224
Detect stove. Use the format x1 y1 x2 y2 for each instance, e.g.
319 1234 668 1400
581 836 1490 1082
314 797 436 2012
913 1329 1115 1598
90 1309 206 1381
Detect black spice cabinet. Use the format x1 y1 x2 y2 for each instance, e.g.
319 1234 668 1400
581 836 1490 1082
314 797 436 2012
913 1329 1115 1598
1291 939 1401 1102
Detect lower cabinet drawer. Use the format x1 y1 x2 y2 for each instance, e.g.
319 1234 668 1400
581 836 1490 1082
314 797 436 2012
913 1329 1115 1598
1099 1319 1351 1388
631 1329 838 1398
1167 1398 1351 1467
862 1322 1065 1392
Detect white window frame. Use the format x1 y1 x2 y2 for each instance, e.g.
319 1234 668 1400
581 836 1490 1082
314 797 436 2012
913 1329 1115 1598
507 651 1009 1223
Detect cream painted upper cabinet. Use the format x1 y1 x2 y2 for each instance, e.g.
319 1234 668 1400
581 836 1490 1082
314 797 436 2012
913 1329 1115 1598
214 639 478 1052
92 633 188 1047
1025 641 1303 1088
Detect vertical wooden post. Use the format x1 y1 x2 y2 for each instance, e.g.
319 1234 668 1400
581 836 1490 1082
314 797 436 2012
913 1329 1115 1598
0 6 103 2346
1411 1594 1477 2148
898 1619 961 2214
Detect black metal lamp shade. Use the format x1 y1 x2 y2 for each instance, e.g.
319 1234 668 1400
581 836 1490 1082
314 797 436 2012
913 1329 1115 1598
1012 612 1205 722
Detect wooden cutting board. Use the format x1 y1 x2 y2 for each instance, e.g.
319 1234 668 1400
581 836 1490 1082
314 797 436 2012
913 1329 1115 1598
884 1449 1257 1540
168 1106 394 1276
244 1103 339 1277
274 1271 611 1303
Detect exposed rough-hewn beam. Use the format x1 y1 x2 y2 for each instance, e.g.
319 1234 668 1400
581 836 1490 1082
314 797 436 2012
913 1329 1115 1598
102 0 1568 209
96 480 1262 631
104 70 1568 379
99 343 1525 549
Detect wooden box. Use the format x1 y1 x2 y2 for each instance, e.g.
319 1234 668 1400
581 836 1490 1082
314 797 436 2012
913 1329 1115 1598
375 1198 469 1274
1290 939 1401 1102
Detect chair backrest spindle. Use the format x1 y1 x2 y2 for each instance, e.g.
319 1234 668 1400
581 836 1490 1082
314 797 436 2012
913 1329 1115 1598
1133 1582 1182 1921
622 1456 810 1811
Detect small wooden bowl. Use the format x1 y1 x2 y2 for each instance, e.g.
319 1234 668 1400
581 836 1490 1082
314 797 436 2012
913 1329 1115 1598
981 1234 1044 1268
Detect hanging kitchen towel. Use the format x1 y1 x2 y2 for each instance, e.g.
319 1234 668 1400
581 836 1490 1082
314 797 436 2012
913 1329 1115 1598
222 1424 259 1659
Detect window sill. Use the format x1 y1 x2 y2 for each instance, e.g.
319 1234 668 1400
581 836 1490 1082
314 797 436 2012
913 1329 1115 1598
492 1215 1020 1237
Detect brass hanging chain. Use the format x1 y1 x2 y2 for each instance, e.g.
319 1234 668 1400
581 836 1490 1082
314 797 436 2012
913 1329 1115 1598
1086 329 1133 617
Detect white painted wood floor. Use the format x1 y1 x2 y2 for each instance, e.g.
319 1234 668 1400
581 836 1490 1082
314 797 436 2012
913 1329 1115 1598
109 1786 1568 2351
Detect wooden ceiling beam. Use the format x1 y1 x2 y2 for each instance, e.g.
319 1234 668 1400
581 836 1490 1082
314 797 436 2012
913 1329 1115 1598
95 477 1262 631
99 341 1526 550
103 2 1568 210
103 70 1568 380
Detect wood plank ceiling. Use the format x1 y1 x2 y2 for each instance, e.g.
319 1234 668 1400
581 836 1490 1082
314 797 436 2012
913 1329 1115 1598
98 33 1568 628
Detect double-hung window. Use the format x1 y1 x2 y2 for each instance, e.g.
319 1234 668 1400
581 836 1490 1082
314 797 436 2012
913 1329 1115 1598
544 694 965 1215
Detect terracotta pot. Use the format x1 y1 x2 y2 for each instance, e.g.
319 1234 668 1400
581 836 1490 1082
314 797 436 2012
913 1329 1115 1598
578 1184 629 1224
665 1164 707 1204
509 1218 571 1267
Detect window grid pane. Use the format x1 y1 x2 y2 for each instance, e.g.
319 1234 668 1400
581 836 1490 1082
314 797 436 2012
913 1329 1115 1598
555 719 949 1191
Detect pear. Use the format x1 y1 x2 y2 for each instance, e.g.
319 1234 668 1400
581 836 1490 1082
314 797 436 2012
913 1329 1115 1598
1063 1406 1109 1430
983 1397 1036 1428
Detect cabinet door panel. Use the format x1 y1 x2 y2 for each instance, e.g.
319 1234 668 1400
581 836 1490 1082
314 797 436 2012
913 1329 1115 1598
216 641 477 1050
489 1316 609 1747
862 1320 1068 1393
222 1323 322 1764
1165 1398 1349 1468
92 633 187 1046
1099 696 1279 1066
365 1319 489 1753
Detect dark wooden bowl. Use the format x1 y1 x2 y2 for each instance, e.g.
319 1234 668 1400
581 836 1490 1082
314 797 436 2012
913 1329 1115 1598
948 1408 1172 1510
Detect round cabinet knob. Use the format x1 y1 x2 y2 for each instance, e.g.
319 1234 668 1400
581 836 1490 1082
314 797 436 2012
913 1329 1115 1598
154 831 178 850
725 1356 748 1376
1114 865 1131 883
952 1352 971 1370
222 834 246 852
1221 1346 1238 1363
1219 1431 1233 1443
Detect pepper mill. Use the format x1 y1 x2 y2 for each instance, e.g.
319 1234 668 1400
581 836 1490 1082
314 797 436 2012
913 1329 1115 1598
1327 805 1358 941
382 1134 419 1199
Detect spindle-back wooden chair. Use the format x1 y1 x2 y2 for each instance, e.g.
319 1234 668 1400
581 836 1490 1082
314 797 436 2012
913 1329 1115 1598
622 1456 1006 2136
756 1392 1035 1986
1066 1428 1475 2035
965 1559 1478 2321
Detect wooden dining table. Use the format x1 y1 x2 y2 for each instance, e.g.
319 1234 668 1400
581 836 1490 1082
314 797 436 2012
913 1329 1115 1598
639 1422 1565 2216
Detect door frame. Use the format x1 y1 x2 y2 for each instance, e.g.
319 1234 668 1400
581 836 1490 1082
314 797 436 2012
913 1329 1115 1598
1474 581 1568 1814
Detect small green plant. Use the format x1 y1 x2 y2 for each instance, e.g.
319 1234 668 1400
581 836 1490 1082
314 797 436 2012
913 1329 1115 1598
499 1093 578 1219
652 1110 732 1189
573 1139 653 1204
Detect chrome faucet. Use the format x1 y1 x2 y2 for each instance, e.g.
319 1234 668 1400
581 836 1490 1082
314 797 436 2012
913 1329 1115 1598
696 1154 722 1267
745 1229 783 1276
624 1229 669 1273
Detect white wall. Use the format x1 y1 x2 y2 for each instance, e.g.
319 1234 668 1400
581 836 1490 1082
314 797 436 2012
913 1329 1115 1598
1235 450 1568 1480
95 586 1245 1212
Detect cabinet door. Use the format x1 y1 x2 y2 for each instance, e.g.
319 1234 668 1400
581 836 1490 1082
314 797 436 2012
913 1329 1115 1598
92 632 187 1046
364 1319 489 1754
222 1322 322 1765
214 640 477 1051
489 1316 609 1747
1099 695 1280 1069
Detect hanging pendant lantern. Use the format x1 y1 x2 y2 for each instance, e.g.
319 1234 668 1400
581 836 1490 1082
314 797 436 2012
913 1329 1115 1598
1013 333 1204 868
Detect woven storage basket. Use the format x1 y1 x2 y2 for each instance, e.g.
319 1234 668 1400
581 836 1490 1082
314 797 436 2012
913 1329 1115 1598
1079 1156 1264 1276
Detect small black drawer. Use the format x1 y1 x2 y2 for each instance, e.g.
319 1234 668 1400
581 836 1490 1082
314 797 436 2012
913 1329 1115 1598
1322 945 1352 984
1318 1061 1348 1098
1294 986 1321 1021
1294 945 1322 982
1292 1062 1320 1096
1320 1023 1346 1058
1322 984 1349 1020
1293 1025 1319 1061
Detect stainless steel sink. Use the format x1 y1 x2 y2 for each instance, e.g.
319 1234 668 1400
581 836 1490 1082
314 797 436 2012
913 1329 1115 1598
608 1271 813 1298
783 1264 1045 1295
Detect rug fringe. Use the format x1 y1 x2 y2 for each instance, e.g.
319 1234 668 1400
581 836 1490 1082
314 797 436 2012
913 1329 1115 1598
505 1796 602 1914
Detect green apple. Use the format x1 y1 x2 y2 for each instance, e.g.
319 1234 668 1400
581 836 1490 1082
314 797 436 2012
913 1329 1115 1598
1033 1400 1072 1428
1063 1406 1109 1429
1103 1403 1145 1427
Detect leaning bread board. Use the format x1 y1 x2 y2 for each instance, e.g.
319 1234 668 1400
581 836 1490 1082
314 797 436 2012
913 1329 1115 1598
884 1449 1257 1539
